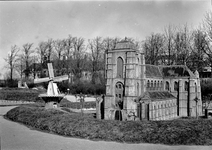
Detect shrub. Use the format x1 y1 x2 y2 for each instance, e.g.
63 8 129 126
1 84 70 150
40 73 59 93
60 99 96 109
201 79 212 97
5 104 212 145
57 81 105 95
5 79 18 88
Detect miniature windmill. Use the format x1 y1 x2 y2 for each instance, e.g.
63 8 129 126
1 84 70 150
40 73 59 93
34 63 68 109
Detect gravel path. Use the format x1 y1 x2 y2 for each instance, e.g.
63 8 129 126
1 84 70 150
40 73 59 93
1 106 212 150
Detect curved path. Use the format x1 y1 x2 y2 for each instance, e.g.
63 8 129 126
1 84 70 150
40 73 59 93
1 106 212 150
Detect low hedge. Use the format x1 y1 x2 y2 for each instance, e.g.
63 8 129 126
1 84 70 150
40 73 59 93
60 99 96 109
5 105 212 145
0 88 44 102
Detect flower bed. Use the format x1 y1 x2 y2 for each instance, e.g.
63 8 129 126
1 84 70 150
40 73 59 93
4 104 212 145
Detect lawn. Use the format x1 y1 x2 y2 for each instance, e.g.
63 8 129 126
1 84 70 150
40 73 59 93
4 104 212 145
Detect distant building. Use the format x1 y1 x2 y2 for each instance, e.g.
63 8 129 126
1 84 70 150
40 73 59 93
199 66 211 82
104 39 202 121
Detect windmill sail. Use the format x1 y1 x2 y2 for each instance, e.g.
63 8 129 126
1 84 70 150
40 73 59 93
34 63 68 84
48 63 54 78
53 75 69 82
34 77 50 84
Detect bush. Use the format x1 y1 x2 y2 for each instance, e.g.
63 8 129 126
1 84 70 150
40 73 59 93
5 79 18 88
5 104 212 145
201 79 212 97
201 80 212 105
60 99 96 109
57 81 105 95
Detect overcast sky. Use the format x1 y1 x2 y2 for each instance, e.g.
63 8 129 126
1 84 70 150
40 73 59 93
0 0 211 79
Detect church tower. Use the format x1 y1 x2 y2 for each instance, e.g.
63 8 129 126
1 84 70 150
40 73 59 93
104 39 146 120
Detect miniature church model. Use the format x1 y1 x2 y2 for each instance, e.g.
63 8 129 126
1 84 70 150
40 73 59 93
104 39 202 121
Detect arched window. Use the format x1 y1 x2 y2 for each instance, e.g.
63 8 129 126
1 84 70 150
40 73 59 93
151 81 153 89
137 82 139 96
160 81 163 89
154 81 157 89
165 81 169 91
157 81 160 89
185 81 189 91
117 57 124 78
195 83 197 93
115 82 124 110
136 58 139 77
174 81 178 91
147 80 150 89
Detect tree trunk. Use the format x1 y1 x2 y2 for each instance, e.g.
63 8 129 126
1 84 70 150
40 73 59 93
211 64 212 78
10 67 13 80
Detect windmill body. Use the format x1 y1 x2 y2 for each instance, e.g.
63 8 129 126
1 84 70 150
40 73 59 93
34 63 68 109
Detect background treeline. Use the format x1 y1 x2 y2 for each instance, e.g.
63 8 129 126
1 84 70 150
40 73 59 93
3 11 212 95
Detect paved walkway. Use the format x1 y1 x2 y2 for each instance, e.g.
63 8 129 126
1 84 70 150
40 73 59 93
1 106 212 150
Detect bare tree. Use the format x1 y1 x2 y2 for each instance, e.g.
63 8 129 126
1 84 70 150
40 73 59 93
202 11 212 77
53 39 66 72
21 43 34 79
188 29 208 72
143 33 165 65
64 35 74 75
71 37 86 79
16 55 24 79
174 24 192 65
163 24 176 65
36 42 48 77
4 45 19 80
88 37 104 84
203 11 212 42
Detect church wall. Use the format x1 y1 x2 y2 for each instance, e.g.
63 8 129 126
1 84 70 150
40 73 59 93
104 95 114 120
104 48 145 120
162 77 202 117
189 79 202 117
149 98 177 121
146 77 163 91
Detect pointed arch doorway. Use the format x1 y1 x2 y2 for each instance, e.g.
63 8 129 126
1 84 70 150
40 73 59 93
115 110 122 121
115 82 124 110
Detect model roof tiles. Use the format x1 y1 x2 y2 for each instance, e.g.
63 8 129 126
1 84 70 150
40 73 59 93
160 65 196 78
145 65 163 78
114 40 136 50
139 91 176 101
145 64 196 78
